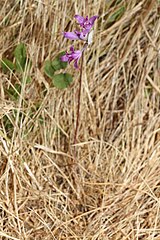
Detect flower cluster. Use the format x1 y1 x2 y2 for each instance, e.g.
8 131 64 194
61 46 82 69
61 14 98 69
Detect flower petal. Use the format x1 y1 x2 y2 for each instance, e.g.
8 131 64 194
82 28 90 35
74 30 88 40
74 15 85 25
63 32 79 40
89 15 98 25
61 46 82 69
60 55 68 62
72 50 82 59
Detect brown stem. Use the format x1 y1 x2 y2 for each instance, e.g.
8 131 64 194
74 51 84 147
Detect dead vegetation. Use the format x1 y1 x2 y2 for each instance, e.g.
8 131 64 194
0 0 160 239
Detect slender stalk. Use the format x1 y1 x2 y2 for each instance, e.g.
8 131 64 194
74 51 84 146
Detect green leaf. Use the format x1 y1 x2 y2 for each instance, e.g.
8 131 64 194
108 6 125 23
44 60 55 79
51 58 62 71
52 52 67 71
53 73 73 89
1 58 15 73
14 43 27 72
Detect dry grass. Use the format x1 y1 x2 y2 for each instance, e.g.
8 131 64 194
0 0 160 239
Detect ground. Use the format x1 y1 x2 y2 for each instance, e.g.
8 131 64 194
0 0 160 239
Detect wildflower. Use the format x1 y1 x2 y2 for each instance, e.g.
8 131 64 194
63 15 98 41
63 30 87 41
61 46 82 69
74 15 98 35
61 15 98 69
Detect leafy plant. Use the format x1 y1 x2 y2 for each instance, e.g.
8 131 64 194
44 60 55 79
53 73 73 89
44 52 73 89
1 43 32 100
1 43 32 75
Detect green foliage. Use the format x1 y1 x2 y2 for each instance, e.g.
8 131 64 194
51 52 67 70
108 6 125 23
1 43 32 101
1 58 15 73
44 52 67 78
44 52 73 89
1 43 32 76
14 43 27 72
44 60 55 78
53 73 73 89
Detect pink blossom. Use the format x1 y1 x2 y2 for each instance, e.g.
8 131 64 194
61 15 98 69
74 15 98 35
63 15 98 41
61 46 82 69
63 30 87 41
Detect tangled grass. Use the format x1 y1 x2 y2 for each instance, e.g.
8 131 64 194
0 0 160 239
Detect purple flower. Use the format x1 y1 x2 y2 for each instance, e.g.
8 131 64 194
63 15 98 41
63 30 87 41
74 15 98 35
61 46 82 69
61 15 98 69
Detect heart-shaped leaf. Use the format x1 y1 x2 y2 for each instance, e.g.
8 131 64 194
53 73 73 89
44 60 55 79
52 52 67 71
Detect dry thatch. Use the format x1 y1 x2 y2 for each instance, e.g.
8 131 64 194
0 0 160 239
